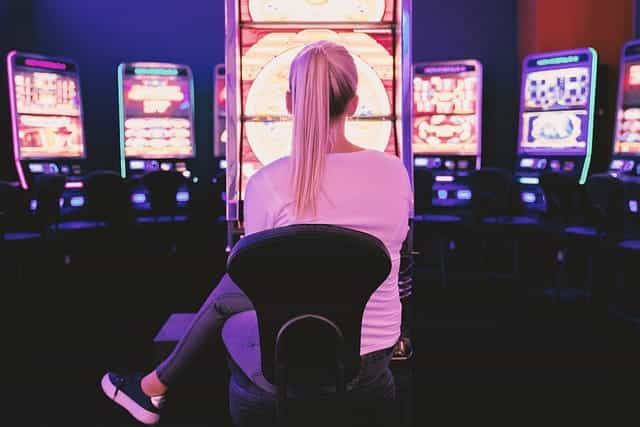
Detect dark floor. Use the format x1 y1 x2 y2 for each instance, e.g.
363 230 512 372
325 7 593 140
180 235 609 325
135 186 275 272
3 220 640 426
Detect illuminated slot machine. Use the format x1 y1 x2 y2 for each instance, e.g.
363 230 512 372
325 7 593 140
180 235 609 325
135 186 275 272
6 51 88 213
412 60 482 210
213 64 228 180
610 39 640 217
516 48 599 212
118 62 196 210
225 0 413 245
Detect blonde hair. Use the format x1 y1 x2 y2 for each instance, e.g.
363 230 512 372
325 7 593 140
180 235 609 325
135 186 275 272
289 41 358 218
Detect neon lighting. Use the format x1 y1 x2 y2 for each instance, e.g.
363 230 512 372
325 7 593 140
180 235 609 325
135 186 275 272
160 162 172 171
25 58 67 70
176 191 190 203
519 176 540 185
30 199 37 211
129 160 145 170
579 48 598 185
437 190 448 199
65 181 84 189
134 67 178 76
7 51 28 189
435 175 454 182
457 189 472 200
118 65 127 177
414 158 428 167
421 65 469 74
520 158 534 168
536 55 580 66
630 200 639 213
132 193 146 204
246 0 387 22
219 159 228 169
182 170 192 178
522 192 537 203
70 196 85 207
629 65 640 85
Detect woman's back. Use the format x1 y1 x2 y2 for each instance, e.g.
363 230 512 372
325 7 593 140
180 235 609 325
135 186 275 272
244 149 412 355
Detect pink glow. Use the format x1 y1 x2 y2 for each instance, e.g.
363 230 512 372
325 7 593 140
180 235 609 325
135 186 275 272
25 58 67 71
65 181 84 189
6 51 28 189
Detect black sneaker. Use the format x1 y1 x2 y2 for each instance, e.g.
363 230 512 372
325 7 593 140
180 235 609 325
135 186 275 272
101 372 164 425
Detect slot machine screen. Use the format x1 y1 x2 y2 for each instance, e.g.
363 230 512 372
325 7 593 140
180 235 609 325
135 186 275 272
614 61 640 155
8 54 85 159
214 64 227 156
119 64 195 159
413 62 481 156
518 50 596 155
238 27 396 195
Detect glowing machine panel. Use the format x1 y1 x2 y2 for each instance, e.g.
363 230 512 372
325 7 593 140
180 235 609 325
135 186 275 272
225 0 413 225
613 40 640 158
214 64 227 158
6 51 87 190
118 62 195 175
413 60 482 157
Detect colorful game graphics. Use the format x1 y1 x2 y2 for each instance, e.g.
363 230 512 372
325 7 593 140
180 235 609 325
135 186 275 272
519 62 594 155
412 62 481 156
12 67 84 159
614 61 640 155
119 64 194 160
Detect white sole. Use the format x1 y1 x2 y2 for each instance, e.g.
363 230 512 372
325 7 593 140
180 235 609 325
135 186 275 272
101 373 160 425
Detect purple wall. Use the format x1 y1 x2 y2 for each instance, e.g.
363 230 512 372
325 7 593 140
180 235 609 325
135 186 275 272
2 0 518 180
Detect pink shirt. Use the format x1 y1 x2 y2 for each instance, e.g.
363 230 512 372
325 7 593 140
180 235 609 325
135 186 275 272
243 150 412 355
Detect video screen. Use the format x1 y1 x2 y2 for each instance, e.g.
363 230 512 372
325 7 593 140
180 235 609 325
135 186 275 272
121 67 194 159
214 66 227 151
519 66 591 154
412 64 481 155
614 61 640 155
241 0 394 23
13 70 84 159
238 27 397 193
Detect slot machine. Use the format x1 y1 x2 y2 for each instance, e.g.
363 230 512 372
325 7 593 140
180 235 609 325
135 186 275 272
610 39 640 218
224 0 413 246
118 62 196 211
516 48 599 212
6 51 88 214
412 60 482 212
213 64 227 163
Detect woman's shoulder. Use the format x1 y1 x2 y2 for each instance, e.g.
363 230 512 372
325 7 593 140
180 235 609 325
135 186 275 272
246 156 291 190
352 150 407 174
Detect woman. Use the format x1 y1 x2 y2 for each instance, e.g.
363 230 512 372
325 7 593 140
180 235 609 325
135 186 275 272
101 41 412 425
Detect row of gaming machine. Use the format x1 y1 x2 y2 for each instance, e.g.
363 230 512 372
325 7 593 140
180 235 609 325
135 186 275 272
5 42 640 217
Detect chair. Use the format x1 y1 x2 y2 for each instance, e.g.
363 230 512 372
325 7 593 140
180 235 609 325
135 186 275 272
141 170 188 220
31 174 66 233
469 168 539 282
222 224 395 427
85 170 132 228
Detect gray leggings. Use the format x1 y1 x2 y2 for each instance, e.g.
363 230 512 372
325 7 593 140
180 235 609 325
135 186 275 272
156 274 395 398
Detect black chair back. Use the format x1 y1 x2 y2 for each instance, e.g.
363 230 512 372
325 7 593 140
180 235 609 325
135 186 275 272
540 172 581 224
585 174 626 236
85 170 131 226
227 224 391 387
413 168 434 214
32 174 66 231
470 168 515 220
142 170 187 217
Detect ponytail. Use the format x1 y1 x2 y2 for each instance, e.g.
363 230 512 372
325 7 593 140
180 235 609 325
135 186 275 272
289 42 357 218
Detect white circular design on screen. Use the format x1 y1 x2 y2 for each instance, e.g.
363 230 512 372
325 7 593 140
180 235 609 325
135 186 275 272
248 0 386 22
245 44 391 165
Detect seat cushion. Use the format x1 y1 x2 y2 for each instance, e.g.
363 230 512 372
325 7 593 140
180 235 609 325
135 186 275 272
222 311 274 393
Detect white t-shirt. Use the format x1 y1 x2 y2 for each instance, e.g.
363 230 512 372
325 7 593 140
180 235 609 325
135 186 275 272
243 150 413 355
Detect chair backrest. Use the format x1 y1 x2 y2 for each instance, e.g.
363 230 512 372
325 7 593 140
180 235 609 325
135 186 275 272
32 174 66 229
540 172 581 223
227 224 391 386
85 170 132 226
585 174 626 236
470 168 515 220
141 170 187 216
413 168 434 214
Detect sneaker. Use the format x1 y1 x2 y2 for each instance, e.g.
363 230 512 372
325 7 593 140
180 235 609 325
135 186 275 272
101 372 164 425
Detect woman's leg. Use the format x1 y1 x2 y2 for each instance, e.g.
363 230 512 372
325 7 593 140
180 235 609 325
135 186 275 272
141 273 254 396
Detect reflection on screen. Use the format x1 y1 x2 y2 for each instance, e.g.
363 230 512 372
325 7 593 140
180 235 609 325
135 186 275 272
614 62 640 155
520 66 591 153
122 73 194 158
244 0 392 22
412 71 479 155
239 28 396 191
14 71 84 159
